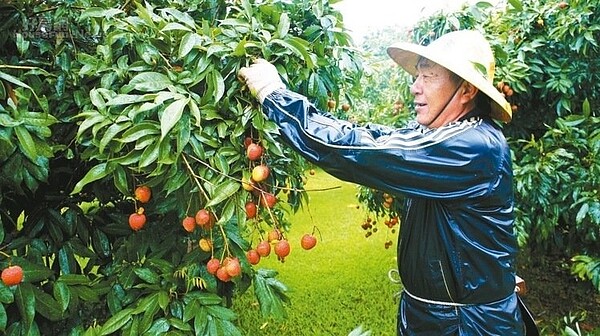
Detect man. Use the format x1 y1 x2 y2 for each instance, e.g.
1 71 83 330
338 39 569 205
238 30 525 335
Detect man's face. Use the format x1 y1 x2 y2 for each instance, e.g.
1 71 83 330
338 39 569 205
410 59 464 128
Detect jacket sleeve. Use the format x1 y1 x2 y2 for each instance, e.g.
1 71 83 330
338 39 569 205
262 89 507 200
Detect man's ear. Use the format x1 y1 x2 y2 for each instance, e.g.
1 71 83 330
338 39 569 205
461 82 479 103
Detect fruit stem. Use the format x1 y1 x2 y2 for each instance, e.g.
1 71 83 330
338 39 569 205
260 190 280 228
183 154 234 260
187 151 340 193
182 154 212 204
311 225 323 241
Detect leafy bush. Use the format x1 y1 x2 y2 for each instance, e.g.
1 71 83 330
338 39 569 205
0 0 362 334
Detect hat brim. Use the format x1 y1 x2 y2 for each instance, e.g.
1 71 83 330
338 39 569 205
387 42 512 123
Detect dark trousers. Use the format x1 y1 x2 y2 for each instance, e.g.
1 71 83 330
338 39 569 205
397 291 525 335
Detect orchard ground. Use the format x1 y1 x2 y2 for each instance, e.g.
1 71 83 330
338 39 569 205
235 169 600 335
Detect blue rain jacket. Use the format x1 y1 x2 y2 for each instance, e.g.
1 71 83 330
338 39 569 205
262 89 523 334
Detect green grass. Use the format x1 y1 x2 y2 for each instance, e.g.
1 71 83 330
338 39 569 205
233 169 399 335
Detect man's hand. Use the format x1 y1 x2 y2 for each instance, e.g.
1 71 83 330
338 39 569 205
238 59 285 103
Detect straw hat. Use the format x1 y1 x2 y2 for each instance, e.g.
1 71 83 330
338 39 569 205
387 30 512 122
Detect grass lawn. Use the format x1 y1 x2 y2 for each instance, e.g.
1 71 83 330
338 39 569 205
234 169 400 335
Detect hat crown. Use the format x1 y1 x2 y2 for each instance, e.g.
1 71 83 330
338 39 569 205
428 30 495 83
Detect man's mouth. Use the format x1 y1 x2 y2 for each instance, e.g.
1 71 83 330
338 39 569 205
415 103 426 108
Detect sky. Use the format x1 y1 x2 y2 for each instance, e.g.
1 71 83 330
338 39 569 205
333 0 502 43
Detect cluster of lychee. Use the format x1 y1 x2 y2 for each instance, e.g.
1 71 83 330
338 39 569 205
496 81 518 112
242 138 318 263
128 185 152 231
360 192 400 249
242 138 277 211
361 215 397 249
246 229 291 266
327 99 351 112
197 136 319 282
206 256 241 282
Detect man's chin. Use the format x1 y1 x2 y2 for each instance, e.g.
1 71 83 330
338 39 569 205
415 115 430 127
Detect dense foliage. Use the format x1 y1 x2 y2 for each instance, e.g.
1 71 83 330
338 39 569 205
1 0 599 334
0 0 361 334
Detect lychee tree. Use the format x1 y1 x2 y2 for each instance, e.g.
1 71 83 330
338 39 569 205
0 0 362 334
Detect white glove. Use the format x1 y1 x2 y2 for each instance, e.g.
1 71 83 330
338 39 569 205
238 59 285 103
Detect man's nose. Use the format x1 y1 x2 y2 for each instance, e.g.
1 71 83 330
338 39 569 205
410 76 421 95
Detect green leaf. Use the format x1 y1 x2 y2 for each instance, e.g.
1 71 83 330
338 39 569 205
183 298 200 322
194 307 209 333
582 98 590 117
206 305 237 322
80 7 124 19
161 8 196 28
218 319 242 336
58 244 77 275
18 259 53 283
218 198 237 226
14 125 39 162
133 267 160 284
146 318 170 335
89 89 106 109
209 70 225 103
92 229 111 258
113 165 129 196
105 94 156 106
271 37 315 69
72 285 100 302
179 33 203 59
15 283 36 334
0 303 6 332
507 0 522 11
0 113 20 128
57 274 92 286
62 208 77 237
253 269 289 319
188 99 202 127
99 308 134 335
21 112 58 128
140 294 160 330
0 71 46 112
276 13 290 39
53 281 70 312
106 287 121 316
0 285 14 304
139 140 160 168
160 98 189 140
129 72 172 92
32 286 63 321
76 112 106 139
161 22 191 32
193 292 223 306
167 317 192 332
157 290 169 310
71 163 114 195
206 180 240 208
119 122 161 143
212 154 230 176
576 203 589 223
